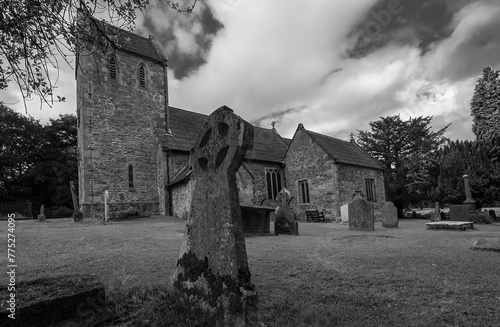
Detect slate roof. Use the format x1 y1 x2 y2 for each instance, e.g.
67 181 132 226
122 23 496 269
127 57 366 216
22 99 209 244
302 127 384 170
94 20 167 63
163 107 287 163
115 28 166 63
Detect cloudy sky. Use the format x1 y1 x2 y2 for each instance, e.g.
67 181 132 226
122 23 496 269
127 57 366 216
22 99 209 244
3 0 500 140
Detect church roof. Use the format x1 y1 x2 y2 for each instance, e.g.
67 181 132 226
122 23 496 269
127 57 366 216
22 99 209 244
298 125 384 170
163 107 287 163
114 28 167 63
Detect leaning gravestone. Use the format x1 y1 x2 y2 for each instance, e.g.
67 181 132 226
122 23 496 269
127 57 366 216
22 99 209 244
171 106 258 326
348 197 374 231
381 202 398 228
274 188 298 236
37 204 46 222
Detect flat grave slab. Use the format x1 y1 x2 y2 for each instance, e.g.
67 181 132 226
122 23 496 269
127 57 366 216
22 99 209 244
471 238 500 252
0 275 109 326
425 221 475 231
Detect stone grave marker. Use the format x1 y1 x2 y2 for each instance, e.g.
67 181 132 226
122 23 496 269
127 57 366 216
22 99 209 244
348 197 374 231
381 201 398 228
37 204 46 222
471 238 500 252
449 205 471 222
171 106 258 326
340 204 349 223
274 188 298 236
488 210 497 221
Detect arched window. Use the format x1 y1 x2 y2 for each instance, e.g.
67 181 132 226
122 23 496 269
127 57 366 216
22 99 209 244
109 56 117 80
139 65 146 88
128 164 134 188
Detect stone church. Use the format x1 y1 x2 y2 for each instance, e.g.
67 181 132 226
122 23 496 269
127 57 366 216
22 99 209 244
76 27 385 220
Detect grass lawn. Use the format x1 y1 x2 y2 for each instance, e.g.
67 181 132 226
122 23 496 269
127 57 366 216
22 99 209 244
1 216 500 326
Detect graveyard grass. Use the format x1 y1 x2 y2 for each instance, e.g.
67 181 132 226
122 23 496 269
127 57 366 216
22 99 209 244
1 217 500 326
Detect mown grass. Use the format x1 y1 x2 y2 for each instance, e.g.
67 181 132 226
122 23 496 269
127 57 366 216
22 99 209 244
1 217 499 326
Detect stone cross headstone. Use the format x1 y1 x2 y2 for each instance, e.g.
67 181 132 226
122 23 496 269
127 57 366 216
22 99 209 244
381 201 398 228
37 204 46 222
171 106 258 326
463 174 476 210
274 188 298 236
348 197 374 231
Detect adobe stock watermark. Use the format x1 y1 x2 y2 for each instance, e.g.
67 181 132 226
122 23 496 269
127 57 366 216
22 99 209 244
353 0 405 50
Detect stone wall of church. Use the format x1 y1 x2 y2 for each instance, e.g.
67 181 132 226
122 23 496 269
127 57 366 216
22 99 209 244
284 129 336 219
243 161 284 207
335 164 386 216
167 151 190 182
77 49 167 217
285 128 386 219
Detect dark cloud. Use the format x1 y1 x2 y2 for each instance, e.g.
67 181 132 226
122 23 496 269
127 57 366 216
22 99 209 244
139 2 223 79
345 0 469 58
438 17 500 81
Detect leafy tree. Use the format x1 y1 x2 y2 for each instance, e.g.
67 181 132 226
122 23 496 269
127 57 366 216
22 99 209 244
28 114 78 211
0 0 199 110
0 103 45 200
0 104 78 214
471 66 500 142
356 115 449 215
438 140 500 207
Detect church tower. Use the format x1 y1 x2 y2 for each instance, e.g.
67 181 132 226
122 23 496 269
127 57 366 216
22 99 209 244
76 28 169 218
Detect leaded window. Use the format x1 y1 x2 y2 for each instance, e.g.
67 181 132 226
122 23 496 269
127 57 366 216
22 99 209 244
265 168 282 199
109 56 117 80
365 178 376 201
298 179 310 204
128 164 134 188
139 65 146 88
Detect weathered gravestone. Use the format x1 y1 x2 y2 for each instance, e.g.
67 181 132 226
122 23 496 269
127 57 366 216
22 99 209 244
37 204 46 222
171 106 258 326
340 204 349 223
449 205 471 222
488 210 497 221
348 197 374 231
274 188 298 236
380 202 398 228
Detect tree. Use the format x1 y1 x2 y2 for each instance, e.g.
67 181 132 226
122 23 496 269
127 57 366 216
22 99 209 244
438 140 500 207
0 0 199 110
471 66 500 142
0 103 45 200
0 104 78 215
356 115 449 215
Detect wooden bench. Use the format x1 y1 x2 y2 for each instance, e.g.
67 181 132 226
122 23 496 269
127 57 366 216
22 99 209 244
305 209 325 222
